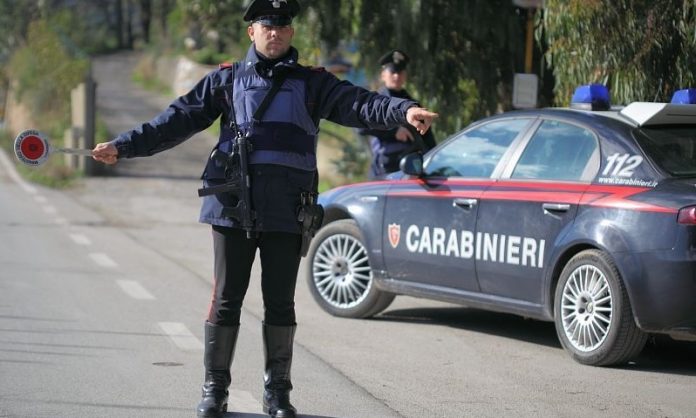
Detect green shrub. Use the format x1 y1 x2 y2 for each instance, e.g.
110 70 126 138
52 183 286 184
2 19 88 188
191 47 231 66
7 19 89 130
319 121 369 186
132 54 173 96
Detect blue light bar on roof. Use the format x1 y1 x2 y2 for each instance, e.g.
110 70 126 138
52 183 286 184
671 89 696 104
570 84 610 111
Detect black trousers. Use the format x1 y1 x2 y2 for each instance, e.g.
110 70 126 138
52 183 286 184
208 225 302 327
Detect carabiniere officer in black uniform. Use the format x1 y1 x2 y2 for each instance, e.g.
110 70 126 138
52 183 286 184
92 1 437 417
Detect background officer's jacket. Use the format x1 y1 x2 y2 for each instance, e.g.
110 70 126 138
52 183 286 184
360 86 436 178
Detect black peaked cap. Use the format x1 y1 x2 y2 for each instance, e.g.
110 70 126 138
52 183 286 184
379 49 410 72
244 0 301 22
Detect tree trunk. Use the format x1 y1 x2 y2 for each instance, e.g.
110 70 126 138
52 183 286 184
158 0 171 36
139 0 152 44
126 0 134 49
115 0 124 49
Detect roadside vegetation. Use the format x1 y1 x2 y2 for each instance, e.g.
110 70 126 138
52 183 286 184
1 0 695 187
0 16 91 187
132 55 173 97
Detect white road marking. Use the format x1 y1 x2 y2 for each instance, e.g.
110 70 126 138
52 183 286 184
89 252 118 268
42 205 57 215
0 149 37 194
116 280 156 300
158 322 203 351
69 233 92 246
228 390 262 412
34 195 47 203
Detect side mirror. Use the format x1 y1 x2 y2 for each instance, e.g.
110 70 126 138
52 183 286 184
400 152 424 177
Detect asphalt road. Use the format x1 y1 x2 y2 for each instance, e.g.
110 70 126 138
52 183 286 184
1 52 695 418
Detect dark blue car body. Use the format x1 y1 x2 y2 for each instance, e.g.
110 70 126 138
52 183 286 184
306 101 696 365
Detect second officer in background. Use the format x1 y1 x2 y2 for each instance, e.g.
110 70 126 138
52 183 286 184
361 50 437 179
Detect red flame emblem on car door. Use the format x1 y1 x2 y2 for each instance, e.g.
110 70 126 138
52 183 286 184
388 223 401 248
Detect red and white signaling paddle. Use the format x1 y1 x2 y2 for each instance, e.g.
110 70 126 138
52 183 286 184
14 129 93 166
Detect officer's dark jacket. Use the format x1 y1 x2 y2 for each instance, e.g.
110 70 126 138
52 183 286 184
360 86 436 178
111 45 416 230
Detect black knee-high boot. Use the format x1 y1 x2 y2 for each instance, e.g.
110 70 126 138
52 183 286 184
262 324 297 418
197 322 239 418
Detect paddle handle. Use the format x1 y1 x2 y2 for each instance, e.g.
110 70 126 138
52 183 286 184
53 147 94 156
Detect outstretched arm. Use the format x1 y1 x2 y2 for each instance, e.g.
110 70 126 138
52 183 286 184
311 69 438 132
94 69 225 163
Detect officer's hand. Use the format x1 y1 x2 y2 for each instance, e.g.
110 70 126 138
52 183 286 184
92 142 119 165
395 126 414 142
406 107 438 135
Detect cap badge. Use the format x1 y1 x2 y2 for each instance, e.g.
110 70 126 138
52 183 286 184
270 0 287 8
393 51 405 64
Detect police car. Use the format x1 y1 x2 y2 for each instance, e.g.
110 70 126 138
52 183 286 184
305 85 696 366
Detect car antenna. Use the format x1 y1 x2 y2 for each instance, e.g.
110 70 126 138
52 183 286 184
653 78 663 102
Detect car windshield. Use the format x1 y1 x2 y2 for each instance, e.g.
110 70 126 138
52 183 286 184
634 125 696 177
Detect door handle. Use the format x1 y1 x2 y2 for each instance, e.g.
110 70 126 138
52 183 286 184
453 198 478 209
542 203 570 214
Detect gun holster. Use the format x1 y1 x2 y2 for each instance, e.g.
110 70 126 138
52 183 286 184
297 191 324 257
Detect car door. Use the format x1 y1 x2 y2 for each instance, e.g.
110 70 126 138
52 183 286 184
475 118 600 303
381 118 535 292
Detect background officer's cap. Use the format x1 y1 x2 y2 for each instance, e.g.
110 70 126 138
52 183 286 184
244 0 300 26
379 50 410 73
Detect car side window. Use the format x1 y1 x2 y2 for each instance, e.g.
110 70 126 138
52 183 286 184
424 119 532 178
511 120 598 181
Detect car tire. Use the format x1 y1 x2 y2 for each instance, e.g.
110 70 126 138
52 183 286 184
554 249 647 366
306 219 395 318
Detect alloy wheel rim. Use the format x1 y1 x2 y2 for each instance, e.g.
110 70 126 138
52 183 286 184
312 234 372 309
561 264 613 352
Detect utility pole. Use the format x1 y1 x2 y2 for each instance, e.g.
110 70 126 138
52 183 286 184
512 0 544 109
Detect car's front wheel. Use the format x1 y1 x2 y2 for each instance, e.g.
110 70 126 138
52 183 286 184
306 219 395 318
554 249 647 366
